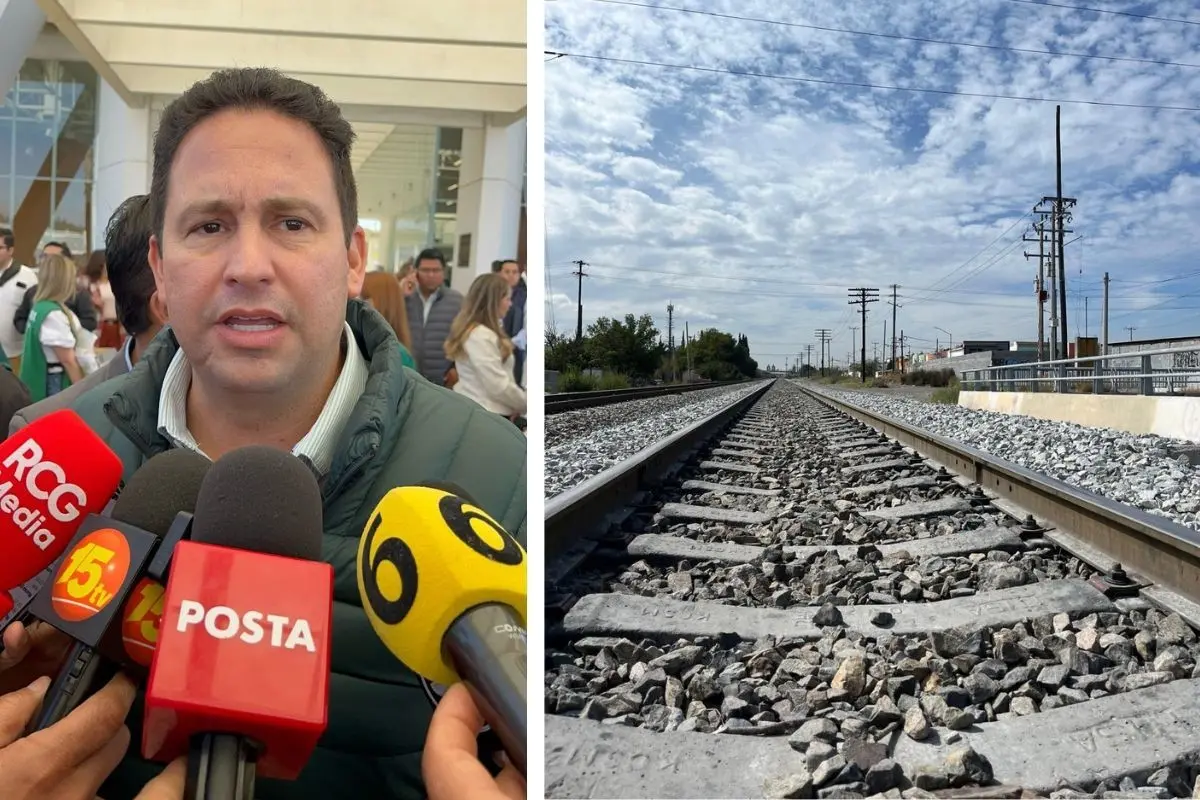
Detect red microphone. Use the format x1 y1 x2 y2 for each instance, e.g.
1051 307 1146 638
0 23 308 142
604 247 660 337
143 446 331 797
0 410 123 620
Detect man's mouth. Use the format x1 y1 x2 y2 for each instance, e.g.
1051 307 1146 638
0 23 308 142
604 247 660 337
223 316 282 332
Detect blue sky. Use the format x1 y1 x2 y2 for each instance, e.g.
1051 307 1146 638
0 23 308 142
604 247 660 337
543 0 1200 370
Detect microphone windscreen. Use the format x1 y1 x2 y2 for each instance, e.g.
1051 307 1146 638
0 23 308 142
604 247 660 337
110 449 212 536
419 480 480 507
191 446 323 562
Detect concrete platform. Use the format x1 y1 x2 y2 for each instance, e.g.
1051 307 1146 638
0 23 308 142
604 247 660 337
563 579 1113 642
959 390 1200 444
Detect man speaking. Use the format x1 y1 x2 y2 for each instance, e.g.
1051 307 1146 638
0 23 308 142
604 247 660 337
59 67 526 799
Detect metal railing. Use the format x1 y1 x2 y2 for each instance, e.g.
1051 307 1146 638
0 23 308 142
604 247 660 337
961 344 1200 395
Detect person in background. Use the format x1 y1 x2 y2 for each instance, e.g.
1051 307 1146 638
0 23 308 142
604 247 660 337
84 249 123 349
492 259 526 385
13 240 98 337
19 252 97 401
0 228 36 374
444 273 526 424
10 194 166 433
360 271 416 368
397 258 416 296
405 248 463 386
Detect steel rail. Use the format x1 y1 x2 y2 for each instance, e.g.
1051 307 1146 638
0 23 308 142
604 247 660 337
546 380 746 414
545 380 774 562
800 383 1200 602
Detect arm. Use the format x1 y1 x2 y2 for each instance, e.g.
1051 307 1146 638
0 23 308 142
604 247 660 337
12 288 32 335
461 330 526 415
50 348 84 384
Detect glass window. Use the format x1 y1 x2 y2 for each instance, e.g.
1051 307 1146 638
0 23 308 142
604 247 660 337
51 178 89 255
12 116 55 178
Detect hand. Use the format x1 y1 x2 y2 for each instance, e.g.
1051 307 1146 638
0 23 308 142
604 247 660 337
0 671 137 799
423 683 524 800
0 620 72 695
122 756 187 800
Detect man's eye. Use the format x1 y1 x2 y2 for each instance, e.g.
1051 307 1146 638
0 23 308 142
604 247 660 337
199 222 222 235
283 219 307 232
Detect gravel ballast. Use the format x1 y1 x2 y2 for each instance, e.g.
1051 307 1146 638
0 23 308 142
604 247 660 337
545 382 767 498
825 386 1200 531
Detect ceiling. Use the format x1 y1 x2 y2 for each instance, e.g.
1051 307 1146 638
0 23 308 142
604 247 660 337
35 0 527 126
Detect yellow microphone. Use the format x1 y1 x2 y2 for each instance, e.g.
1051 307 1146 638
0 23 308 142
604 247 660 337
356 484 526 775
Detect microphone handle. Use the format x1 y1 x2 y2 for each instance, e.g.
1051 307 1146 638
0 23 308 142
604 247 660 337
25 642 115 733
444 603 527 776
186 733 257 800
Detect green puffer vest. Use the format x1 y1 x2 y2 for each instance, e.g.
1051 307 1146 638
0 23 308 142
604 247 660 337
69 300 527 800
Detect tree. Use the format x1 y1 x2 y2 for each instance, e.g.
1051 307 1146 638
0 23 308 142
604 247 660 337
679 328 757 381
585 314 664 380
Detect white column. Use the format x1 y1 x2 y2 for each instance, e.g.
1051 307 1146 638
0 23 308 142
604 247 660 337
0 0 44 101
92 80 151 241
452 116 525 286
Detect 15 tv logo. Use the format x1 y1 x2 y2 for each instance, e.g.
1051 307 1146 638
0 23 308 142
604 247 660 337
51 528 130 621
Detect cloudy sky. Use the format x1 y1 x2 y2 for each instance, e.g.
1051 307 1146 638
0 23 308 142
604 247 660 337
543 0 1200 370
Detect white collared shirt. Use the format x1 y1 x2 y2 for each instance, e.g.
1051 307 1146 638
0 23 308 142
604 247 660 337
123 336 135 373
157 322 369 477
420 288 438 325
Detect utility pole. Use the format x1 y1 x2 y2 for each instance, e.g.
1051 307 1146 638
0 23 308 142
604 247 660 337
571 260 589 342
1102 272 1110 356
900 330 906 373
1055 105 1069 363
848 287 880 383
815 328 831 376
1125 326 1136 342
804 343 814 374
1024 218 1049 361
666 302 675 383
888 284 899 370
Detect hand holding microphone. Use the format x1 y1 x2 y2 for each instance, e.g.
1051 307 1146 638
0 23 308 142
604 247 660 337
0 619 71 695
0 670 186 800
424 682 525 800
356 484 527 776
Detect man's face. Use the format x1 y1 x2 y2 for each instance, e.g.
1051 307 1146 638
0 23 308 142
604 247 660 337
416 258 444 293
0 241 12 265
149 108 366 396
499 261 520 288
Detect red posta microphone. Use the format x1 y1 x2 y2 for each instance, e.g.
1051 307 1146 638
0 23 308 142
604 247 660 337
0 409 123 621
143 446 331 800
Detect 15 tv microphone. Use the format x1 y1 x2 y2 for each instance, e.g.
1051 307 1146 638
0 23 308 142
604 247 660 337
142 446 332 800
356 484 527 775
23 448 212 731
0 409 123 623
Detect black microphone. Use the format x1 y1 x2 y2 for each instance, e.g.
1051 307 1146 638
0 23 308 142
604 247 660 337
24 449 211 731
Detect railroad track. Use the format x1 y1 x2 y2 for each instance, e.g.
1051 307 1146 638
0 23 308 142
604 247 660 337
544 379 1200 799
546 380 744 414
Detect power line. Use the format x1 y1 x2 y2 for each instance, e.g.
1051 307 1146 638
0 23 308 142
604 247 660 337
997 0 1200 27
543 51 1200 113
584 0 1200 71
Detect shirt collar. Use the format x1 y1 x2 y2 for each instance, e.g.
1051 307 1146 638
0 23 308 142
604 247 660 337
156 321 369 477
123 337 135 373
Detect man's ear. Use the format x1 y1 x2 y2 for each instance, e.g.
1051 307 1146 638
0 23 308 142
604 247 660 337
149 290 168 325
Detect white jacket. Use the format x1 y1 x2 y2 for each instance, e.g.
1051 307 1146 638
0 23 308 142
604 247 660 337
452 326 527 416
0 264 37 357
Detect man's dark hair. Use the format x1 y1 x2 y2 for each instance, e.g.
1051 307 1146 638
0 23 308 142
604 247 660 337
105 195 157 335
150 67 358 249
491 259 518 273
43 241 71 258
0 228 13 249
416 248 446 269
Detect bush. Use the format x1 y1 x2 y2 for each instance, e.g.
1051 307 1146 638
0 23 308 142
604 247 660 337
902 368 956 387
872 378 889 388
558 370 598 392
597 372 631 390
931 385 960 404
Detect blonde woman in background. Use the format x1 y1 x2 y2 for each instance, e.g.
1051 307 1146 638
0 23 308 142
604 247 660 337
360 271 417 369
19 252 97 401
444 273 526 425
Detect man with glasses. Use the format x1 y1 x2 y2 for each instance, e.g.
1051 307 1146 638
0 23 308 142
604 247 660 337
405 248 463 385
0 228 38 374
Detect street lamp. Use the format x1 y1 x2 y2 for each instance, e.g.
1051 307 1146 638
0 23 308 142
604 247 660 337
934 327 952 352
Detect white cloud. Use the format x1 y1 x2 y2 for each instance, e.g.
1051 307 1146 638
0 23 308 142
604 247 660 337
544 0 1200 366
